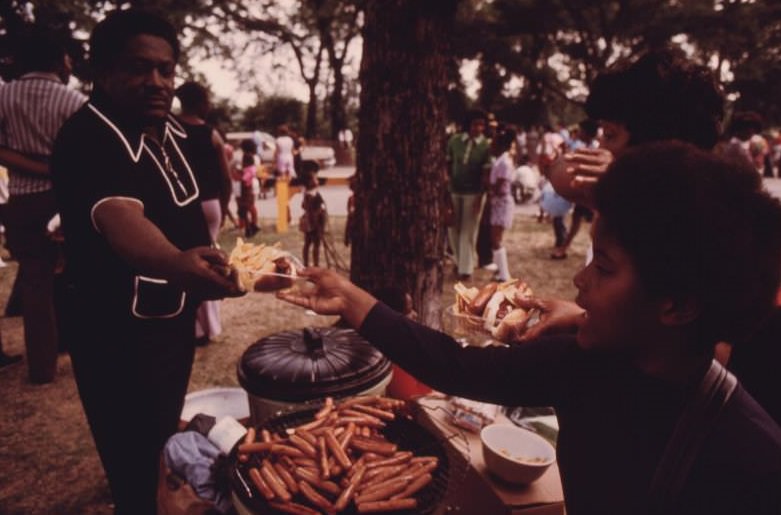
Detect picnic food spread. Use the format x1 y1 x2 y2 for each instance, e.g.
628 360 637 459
453 279 537 342
228 238 296 292
235 396 442 514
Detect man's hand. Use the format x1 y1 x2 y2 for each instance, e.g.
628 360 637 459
277 267 377 328
169 246 243 300
548 148 614 208
563 147 613 181
513 296 584 342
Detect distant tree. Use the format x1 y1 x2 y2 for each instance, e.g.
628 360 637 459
681 0 781 125
217 0 327 138
0 1 92 81
240 95 306 133
306 0 364 141
207 97 242 133
351 0 457 326
455 0 709 125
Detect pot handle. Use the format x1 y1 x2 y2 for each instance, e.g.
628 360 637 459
303 328 325 357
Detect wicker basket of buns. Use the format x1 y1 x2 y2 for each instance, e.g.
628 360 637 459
443 279 538 346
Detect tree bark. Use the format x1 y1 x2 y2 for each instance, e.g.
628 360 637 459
351 0 456 327
305 81 319 138
329 62 347 140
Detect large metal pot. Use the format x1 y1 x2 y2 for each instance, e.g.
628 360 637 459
237 327 393 424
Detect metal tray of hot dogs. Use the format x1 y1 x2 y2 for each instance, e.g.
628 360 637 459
230 397 450 514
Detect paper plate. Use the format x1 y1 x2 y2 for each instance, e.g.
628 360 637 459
180 387 250 423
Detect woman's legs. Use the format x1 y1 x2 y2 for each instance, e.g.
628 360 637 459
490 225 510 281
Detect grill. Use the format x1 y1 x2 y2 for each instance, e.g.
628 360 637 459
231 405 452 514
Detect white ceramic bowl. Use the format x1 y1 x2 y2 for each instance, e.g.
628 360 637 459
480 423 556 484
180 387 250 424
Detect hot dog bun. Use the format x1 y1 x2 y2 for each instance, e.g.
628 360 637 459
228 238 292 291
467 282 497 316
491 307 531 342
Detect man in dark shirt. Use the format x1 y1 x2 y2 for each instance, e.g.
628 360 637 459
281 143 781 515
50 11 239 515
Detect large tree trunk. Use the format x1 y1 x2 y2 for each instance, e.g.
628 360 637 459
351 0 456 327
329 67 346 141
305 81 318 139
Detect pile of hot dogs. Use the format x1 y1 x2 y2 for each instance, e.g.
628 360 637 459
237 396 439 514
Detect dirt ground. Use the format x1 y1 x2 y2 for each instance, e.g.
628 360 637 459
0 211 589 515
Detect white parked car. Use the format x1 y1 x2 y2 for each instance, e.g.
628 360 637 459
226 131 336 170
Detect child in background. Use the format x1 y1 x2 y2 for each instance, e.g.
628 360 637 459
239 142 260 237
300 165 326 266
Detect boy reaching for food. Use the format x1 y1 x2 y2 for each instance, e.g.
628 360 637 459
279 142 781 515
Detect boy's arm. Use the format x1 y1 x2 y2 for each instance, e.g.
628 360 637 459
278 268 571 407
0 147 49 176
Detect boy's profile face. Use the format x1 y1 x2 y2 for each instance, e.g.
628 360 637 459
598 120 630 156
573 218 664 353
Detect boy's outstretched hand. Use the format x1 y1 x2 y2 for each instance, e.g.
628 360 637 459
276 267 378 328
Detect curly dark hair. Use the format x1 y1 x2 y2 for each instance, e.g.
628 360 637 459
594 141 781 347
585 48 724 150
175 81 209 112
494 129 517 154
90 9 180 74
13 25 69 74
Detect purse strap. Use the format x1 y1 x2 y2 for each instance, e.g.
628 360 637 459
648 359 738 513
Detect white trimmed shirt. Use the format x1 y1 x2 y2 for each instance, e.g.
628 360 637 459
0 72 86 195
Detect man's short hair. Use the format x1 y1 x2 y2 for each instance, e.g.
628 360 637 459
89 9 180 74
594 141 781 347
463 109 487 130
14 26 68 74
175 81 209 111
586 48 724 150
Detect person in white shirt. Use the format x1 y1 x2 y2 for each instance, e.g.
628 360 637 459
274 124 296 180
487 129 517 281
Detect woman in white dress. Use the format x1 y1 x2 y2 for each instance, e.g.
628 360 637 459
488 129 517 281
274 124 296 180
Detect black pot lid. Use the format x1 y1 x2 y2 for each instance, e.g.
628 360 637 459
237 327 391 402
